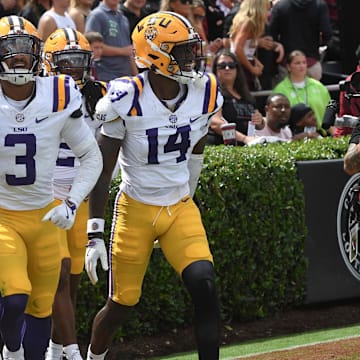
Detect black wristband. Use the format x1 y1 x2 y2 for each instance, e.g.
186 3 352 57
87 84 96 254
88 232 104 240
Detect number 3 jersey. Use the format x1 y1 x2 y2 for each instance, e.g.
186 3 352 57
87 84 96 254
0 75 95 210
96 71 223 206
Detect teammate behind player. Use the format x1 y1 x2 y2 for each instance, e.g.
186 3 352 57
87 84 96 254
0 16 102 360
42 28 107 360
84 11 223 360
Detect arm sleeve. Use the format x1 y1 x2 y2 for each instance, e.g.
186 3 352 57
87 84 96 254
188 154 204 197
62 117 103 206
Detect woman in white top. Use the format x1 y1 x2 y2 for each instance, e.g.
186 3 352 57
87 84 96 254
229 0 269 91
38 0 76 41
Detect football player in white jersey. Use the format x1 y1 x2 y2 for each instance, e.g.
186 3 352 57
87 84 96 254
42 28 107 360
0 16 102 360
84 11 224 360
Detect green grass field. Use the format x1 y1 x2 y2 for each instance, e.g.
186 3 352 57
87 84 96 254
151 324 360 360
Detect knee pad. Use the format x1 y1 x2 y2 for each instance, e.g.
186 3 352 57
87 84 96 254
25 292 54 318
182 260 217 304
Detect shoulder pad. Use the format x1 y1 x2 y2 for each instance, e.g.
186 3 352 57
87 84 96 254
108 75 145 116
52 74 76 113
202 73 221 114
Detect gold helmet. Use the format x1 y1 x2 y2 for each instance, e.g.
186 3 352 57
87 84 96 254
131 11 204 84
0 15 42 85
43 28 92 88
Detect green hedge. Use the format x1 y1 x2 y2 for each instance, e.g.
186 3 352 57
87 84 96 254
76 136 350 340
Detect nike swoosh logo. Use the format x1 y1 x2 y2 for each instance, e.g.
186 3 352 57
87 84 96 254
190 116 202 123
35 116 49 123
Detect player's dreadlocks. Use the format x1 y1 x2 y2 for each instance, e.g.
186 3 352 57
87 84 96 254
81 80 107 120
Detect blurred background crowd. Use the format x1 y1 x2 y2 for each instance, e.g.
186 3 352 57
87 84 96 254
4 0 360 144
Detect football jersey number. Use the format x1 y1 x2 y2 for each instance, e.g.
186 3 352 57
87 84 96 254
5 133 36 186
56 142 75 167
146 125 191 164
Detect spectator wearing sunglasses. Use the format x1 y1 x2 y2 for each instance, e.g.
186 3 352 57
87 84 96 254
207 49 264 145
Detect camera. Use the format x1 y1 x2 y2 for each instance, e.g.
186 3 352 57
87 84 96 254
339 71 360 98
322 71 360 129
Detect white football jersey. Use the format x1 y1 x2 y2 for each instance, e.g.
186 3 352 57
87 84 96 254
53 83 106 200
97 71 223 206
0 75 95 210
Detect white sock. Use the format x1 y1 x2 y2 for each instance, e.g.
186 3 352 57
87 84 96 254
64 343 80 354
2 345 24 359
86 346 108 360
47 340 63 356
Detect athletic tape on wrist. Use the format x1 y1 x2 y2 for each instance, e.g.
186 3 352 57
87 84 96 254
87 218 105 234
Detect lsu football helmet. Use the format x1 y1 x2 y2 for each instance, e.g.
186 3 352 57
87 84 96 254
43 28 92 88
131 11 204 84
0 15 42 85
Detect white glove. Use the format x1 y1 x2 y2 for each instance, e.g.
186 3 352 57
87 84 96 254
42 199 77 230
85 238 109 285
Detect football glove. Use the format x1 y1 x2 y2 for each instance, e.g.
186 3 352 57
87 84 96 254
85 237 109 285
42 199 77 230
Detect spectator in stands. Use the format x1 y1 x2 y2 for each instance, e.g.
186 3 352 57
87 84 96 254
85 0 137 81
37 0 76 40
1 0 20 17
203 0 224 42
160 0 192 19
229 0 272 91
68 0 93 33
144 0 160 13
120 0 149 36
208 49 264 145
254 93 292 140
159 0 223 65
268 0 332 81
84 30 104 80
272 50 331 132
216 0 232 17
191 0 207 42
333 44 360 137
289 103 322 140
18 0 51 27
223 0 283 90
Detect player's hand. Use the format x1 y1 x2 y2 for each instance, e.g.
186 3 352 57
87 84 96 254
42 199 77 230
85 238 109 285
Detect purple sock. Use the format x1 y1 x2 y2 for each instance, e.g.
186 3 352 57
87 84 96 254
0 294 28 351
23 314 51 360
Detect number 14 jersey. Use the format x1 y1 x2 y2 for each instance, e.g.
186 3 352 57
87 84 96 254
96 71 223 206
